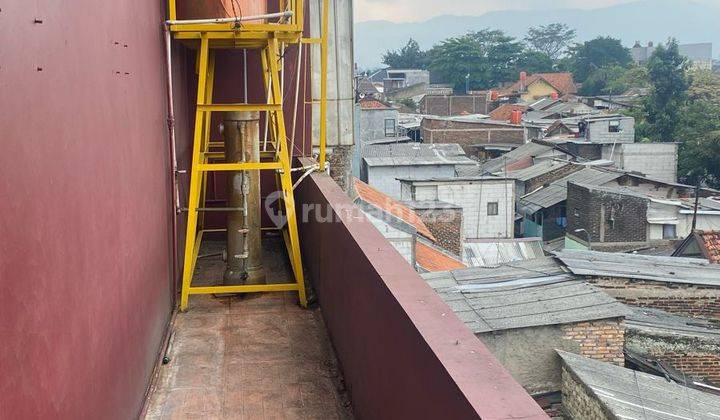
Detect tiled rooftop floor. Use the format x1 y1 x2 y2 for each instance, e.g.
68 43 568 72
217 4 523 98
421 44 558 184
146 236 351 419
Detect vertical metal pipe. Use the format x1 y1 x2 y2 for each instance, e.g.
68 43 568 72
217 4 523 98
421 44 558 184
318 0 329 170
222 112 264 285
163 24 180 299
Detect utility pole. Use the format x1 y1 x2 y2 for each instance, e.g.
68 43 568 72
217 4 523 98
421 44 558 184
691 182 701 231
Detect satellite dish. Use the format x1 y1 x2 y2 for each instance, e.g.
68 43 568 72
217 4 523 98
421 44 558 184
359 92 366 99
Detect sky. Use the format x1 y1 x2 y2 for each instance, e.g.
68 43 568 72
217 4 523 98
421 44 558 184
354 0 642 22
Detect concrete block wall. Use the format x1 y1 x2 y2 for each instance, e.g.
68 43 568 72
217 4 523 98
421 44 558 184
626 329 720 385
566 183 648 244
604 143 678 183
561 319 625 366
589 277 720 322
413 207 464 256
359 108 398 142
586 117 635 144
524 165 583 195
409 181 515 239
366 165 456 199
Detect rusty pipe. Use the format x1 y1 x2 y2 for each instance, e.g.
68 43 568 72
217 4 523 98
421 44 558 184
222 112 265 285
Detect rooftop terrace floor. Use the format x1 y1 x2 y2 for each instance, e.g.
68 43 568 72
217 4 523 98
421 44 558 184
145 236 352 419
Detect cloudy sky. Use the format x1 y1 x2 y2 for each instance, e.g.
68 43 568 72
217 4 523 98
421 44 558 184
354 0 640 22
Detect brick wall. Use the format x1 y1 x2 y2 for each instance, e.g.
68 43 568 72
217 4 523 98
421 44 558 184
561 366 611 419
561 319 625 365
420 95 490 116
626 329 720 385
566 182 648 244
328 145 355 193
421 118 525 154
589 277 720 322
413 207 463 256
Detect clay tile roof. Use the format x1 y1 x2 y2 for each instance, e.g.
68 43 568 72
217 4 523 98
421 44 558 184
489 104 528 121
359 98 392 110
501 72 577 96
416 241 466 272
354 178 436 241
698 230 720 263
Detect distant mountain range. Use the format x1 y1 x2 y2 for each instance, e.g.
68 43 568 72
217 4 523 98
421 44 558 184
354 0 719 70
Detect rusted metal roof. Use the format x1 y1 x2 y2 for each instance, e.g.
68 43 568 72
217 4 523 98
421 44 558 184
416 240 466 272
354 178 435 241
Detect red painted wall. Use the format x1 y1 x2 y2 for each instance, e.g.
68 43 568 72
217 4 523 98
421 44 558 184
295 168 548 419
0 1 178 418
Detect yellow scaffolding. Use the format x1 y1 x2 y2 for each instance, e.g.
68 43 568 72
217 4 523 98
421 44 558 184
168 0 328 311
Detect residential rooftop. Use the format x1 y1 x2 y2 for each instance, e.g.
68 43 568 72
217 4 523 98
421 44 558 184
626 307 720 342
518 167 624 214
463 238 545 268
554 249 720 286
559 350 720 420
423 270 629 334
361 142 465 158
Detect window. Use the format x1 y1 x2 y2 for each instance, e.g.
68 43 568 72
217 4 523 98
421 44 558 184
662 224 677 239
608 120 621 133
487 202 499 216
384 119 396 137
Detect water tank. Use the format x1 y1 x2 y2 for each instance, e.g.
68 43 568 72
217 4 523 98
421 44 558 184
176 0 267 20
550 92 559 100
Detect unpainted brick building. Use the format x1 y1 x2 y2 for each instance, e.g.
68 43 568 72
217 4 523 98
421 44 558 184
421 116 525 155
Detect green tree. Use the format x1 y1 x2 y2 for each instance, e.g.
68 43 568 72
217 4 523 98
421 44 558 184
675 70 720 187
428 34 488 92
524 23 576 61
429 29 531 91
580 65 648 96
516 50 555 74
568 37 632 82
382 38 428 69
473 29 525 85
645 40 690 142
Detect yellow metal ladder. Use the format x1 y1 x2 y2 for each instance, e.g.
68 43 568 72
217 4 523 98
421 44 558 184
167 1 327 311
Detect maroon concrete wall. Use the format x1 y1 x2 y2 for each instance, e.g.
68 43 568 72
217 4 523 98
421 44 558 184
0 1 179 418
295 170 547 419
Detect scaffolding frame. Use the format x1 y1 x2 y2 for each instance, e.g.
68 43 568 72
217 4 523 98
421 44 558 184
168 0 329 311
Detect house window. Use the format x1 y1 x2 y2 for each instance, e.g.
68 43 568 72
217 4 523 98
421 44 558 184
608 120 621 133
662 224 677 239
384 119 396 137
487 202 499 216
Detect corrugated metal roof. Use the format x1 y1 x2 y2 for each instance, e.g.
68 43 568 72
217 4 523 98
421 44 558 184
502 160 571 182
480 142 555 173
554 249 720 286
422 256 566 285
363 155 475 167
626 307 720 341
362 142 465 158
518 168 623 214
423 274 629 334
463 238 545 267
558 350 720 420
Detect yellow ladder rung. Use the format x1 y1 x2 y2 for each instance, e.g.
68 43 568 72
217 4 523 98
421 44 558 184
197 162 283 172
197 103 283 112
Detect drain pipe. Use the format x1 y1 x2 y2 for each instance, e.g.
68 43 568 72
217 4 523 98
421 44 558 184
163 23 180 299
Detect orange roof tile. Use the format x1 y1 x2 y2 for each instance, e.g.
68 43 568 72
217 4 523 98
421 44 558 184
359 98 392 110
489 104 528 121
416 241 466 272
354 178 436 241
698 231 720 263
